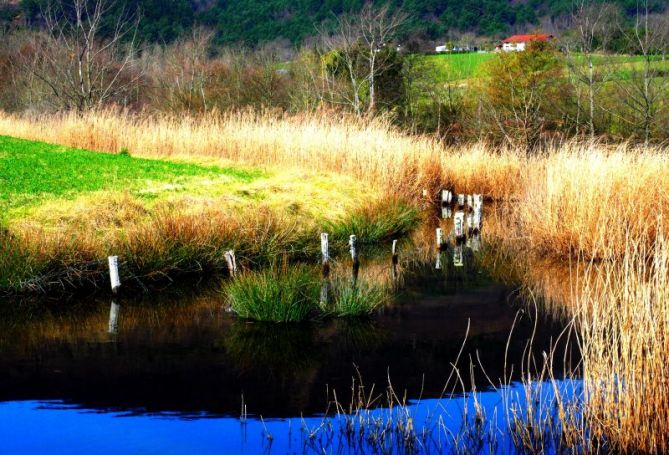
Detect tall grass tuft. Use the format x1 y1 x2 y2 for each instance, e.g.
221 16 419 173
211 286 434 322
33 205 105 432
325 200 420 244
225 266 320 323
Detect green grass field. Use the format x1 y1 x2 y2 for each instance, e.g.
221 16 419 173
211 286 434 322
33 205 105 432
416 52 669 83
0 135 262 218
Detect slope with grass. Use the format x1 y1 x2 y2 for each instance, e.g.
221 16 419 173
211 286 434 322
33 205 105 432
0 135 418 293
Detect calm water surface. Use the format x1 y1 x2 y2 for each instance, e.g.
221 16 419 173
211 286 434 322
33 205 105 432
0 230 579 453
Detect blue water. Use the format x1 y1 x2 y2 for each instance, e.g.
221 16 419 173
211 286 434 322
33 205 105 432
0 380 582 454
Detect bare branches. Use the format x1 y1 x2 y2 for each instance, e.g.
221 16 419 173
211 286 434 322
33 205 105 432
25 0 141 111
320 2 407 116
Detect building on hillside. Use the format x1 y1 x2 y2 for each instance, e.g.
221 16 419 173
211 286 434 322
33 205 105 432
435 45 448 53
497 34 554 52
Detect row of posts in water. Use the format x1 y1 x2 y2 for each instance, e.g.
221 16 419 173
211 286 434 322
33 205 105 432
105 189 482 333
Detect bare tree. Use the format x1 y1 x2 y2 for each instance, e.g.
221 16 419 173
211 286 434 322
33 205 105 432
25 0 140 111
563 0 620 139
613 1 669 146
322 3 407 115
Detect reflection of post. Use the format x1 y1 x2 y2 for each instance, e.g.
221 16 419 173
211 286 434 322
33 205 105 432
108 300 120 335
436 228 443 249
466 212 475 233
453 245 464 267
108 256 121 295
321 233 330 277
441 207 452 219
320 280 330 307
470 232 482 252
435 251 442 270
466 194 473 209
457 194 465 207
454 211 465 239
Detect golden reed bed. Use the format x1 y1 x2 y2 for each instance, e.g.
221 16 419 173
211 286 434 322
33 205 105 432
2 109 666 259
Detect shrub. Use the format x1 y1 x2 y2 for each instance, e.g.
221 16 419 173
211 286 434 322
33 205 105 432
225 266 320 322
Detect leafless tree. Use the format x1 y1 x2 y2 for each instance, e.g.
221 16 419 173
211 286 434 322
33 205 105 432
613 1 669 146
563 0 620 139
321 3 407 115
24 0 140 111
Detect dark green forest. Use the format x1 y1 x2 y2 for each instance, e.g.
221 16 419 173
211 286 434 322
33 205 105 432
2 0 668 44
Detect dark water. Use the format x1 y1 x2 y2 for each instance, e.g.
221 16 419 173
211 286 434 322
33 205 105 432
0 236 578 453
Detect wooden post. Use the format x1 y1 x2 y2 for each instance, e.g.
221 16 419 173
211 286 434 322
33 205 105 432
108 256 121 295
441 207 452 219
224 250 237 277
457 194 465 207
436 228 443 249
441 189 452 205
466 194 473 209
435 252 442 270
321 233 330 277
349 235 359 263
454 211 465 239
108 300 120 335
473 194 483 211
391 239 399 283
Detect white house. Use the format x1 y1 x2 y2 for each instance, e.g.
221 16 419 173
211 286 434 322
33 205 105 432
499 34 554 52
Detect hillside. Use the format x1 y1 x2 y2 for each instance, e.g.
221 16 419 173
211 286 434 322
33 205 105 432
4 0 668 45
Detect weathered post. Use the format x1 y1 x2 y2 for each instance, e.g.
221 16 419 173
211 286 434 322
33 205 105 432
391 239 399 285
454 211 465 239
441 190 452 205
457 194 465 207
108 256 121 295
472 194 483 232
321 233 330 277
441 207 452 219
466 194 473 210
349 235 360 285
224 250 237 277
108 300 120 335
466 213 475 233
435 251 442 270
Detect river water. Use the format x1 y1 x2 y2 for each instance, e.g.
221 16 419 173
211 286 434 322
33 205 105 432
0 216 581 453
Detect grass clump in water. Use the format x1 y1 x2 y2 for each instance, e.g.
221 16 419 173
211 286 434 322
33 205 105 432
327 280 389 317
225 266 320 322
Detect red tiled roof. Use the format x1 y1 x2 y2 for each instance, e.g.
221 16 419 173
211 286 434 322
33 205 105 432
503 34 553 43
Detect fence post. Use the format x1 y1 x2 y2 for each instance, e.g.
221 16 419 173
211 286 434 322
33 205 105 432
108 256 121 295
224 250 237 277
321 233 330 277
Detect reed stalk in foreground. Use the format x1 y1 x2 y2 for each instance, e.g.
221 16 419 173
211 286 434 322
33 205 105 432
576 226 669 453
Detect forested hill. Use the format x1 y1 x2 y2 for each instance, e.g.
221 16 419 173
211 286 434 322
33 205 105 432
3 0 669 45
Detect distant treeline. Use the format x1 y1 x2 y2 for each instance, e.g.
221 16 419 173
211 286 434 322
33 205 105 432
2 0 668 45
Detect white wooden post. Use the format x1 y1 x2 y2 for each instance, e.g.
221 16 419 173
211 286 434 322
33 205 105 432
473 194 483 211
454 211 465 238
466 213 475 232
466 194 473 209
436 228 443 248
224 250 237 276
441 207 452 219
108 256 121 295
321 233 330 276
349 235 358 263
457 194 465 207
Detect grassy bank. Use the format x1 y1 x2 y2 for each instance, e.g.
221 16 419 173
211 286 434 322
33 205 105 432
0 135 419 293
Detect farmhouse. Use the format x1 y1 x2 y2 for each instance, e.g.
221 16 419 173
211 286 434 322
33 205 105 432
498 34 554 52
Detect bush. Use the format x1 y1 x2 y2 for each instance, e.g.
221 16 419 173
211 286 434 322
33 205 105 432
327 279 389 317
225 265 320 322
